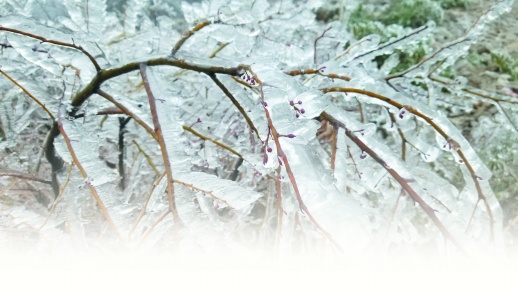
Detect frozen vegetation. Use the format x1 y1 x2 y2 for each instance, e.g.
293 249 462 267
0 0 517 256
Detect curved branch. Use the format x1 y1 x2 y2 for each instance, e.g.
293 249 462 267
0 26 101 72
71 57 242 109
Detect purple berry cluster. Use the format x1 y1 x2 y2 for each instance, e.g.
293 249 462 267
261 128 296 165
289 100 305 118
240 71 256 85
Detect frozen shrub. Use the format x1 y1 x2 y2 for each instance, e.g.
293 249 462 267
0 0 516 255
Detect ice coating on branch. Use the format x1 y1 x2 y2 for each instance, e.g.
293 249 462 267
176 172 262 210
143 67 192 174
0 0 511 253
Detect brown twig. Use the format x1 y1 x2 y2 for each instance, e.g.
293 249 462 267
285 68 351 81
0 170 52 185
314 26 332 64
385 38 469 81
0 70 54 119
130 171 166 236
171 20 211 56
182 125 243 158
39 164 74 230
96 89 156 139
0 26 101 72
132 140 161 176
139 63 182 226
57 108 121 239
207 73 260 138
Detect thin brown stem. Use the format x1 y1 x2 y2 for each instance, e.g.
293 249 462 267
132 140 161 176
96 89 156 139
171 20 211 56
208 73 260 138
182 125 243 158
57 109 121 239
314 26 332 64
139 63 182 225
209 42 230 58
0 70 54 119
138 209 171 244
130 171 166 236
0 170 52 185
39 164 74 230
0 26 101 71
285 68 351 81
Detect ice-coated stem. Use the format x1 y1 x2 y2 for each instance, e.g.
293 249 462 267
139 63 182 226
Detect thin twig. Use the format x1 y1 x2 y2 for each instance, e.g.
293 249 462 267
0 70 54 119
0 26 101 71
207 73 261 138
96 89 156 139
39 164 74 230
314 26 332 64
132 140 161 176
130 171 166 236
139 63 182 225
0 170 52 185
209 42 230 58
57 108 121 239
182 125 243 158
171 20 211 56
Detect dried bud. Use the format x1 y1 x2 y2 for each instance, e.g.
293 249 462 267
295 113 300 118
262 101 268 107
287 134 296 138
289 100 294 106
263 153 268 165
267 147 273 153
